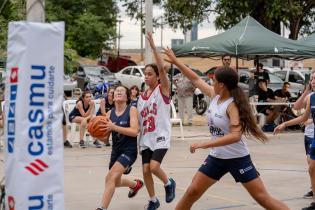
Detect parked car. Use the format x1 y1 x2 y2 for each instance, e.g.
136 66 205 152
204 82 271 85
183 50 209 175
239 69 301 100
76 65 119 91
64 75 77 96
269 69 309 91
115 66 146 91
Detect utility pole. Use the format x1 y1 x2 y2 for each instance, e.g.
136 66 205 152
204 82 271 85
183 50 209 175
145 0 153 64
140 0 144 62
26 0 45 22
117 20 122 72
160 16 163 48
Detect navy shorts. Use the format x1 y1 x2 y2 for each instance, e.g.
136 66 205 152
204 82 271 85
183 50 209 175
310 139 315 160
109 150 137 170
199 155 259 183
305 136 313 155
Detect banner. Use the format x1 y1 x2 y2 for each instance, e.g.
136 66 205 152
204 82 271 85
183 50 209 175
5 22 65 210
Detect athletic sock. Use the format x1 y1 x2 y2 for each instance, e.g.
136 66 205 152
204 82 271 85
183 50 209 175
150 196 158 202
165 179 171 186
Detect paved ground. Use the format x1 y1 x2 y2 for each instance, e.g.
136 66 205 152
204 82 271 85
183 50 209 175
0 115 313 210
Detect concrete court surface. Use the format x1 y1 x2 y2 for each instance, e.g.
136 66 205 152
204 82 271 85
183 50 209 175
0 125 312 210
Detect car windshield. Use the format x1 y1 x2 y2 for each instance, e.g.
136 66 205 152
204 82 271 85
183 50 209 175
269 73 283 83
84 66 111 76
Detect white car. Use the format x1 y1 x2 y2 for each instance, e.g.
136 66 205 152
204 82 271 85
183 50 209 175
115 66 146 90
273 69 310 91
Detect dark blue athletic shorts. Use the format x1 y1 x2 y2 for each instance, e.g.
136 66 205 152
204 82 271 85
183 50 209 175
198 155 259 183
310 139 315 160
109 149 137 170
305 136 313 155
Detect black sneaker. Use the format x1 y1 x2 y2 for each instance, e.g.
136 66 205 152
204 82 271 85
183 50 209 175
64 140 72 148
96 208 105 210
165 178 176 203
104 142 111 147
124 166 132 175
145 199 160 210
304 190 313 199
302 202 315 210
79 140 86 148
93 140 102 148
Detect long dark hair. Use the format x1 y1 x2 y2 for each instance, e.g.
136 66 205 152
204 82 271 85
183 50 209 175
78 90 91 103
215 67 268 142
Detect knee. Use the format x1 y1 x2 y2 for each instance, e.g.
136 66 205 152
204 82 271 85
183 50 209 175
143 165 151 176
80 119 87 126
309 162 315 175
185 185 200 200
105 172 119 185
149 164 160 174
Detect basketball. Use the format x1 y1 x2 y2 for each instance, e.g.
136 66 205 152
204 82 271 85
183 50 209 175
87 116 110 140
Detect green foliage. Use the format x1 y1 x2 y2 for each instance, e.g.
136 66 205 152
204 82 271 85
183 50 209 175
122 0 315 39
46 0 118 58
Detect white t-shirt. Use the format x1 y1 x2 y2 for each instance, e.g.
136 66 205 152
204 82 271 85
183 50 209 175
207 95 249 159
137 85 171 151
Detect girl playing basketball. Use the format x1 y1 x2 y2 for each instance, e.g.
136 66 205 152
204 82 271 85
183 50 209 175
96 85 143 210
164 48 289 210
137 33 176 210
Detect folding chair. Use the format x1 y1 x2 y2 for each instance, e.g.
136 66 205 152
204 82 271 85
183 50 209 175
170 100 184 140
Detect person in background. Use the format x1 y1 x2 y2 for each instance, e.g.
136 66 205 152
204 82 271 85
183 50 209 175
254 63 270 85
293 73 315 199
274 82 292 101
173 72 195 126
221 54 231 67
69 91 102 148
96 87 115 146
130 85 140 107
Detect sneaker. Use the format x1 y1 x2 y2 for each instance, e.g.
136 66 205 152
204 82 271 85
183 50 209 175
128 179 143 198
302 202 315 210
104 142 111 147
64 140 72 148
165 178 176 203
79 140 86 148
96 208 105 210
124 166 132 175
144 199 160 210
304 190 313 199
93 140 102 148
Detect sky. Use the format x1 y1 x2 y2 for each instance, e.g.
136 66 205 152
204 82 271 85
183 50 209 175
118 3 219 49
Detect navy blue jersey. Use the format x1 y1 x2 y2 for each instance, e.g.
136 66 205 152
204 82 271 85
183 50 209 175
110 105 137 152
69 99 90 118
130 97 139 108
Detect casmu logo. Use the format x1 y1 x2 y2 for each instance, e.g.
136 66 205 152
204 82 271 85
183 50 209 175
25 159 49 176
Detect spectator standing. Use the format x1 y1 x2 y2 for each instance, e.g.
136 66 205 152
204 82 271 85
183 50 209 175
221 54 231 67
173 73 195 126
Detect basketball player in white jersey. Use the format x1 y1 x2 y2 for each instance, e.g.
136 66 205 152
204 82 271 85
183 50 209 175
164 48 289 210
137 32 176 210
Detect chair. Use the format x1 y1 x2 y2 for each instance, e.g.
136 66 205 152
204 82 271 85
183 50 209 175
63 99 100 147
170 100 184 140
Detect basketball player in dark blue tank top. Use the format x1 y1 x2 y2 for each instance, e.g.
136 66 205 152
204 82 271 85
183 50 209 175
274 77 315 210
95 85 143 210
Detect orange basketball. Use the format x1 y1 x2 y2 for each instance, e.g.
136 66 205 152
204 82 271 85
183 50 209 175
87 116 110 140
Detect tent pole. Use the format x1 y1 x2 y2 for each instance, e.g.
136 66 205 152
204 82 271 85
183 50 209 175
236 56 239 72
170 64 174 100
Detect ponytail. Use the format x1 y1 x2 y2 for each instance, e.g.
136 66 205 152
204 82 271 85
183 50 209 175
230 86 268 143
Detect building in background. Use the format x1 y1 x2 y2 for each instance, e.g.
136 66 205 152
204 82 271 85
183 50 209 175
185 21 198 43
171 39 184 48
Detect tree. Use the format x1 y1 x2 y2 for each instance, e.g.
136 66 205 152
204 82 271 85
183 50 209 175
46 0 119 57
122 0 315 39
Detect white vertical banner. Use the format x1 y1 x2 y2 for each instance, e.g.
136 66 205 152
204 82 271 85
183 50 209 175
5 22 65 210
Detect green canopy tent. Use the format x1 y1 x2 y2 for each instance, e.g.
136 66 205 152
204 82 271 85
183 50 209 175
299 33 315 45
173 16 315 60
